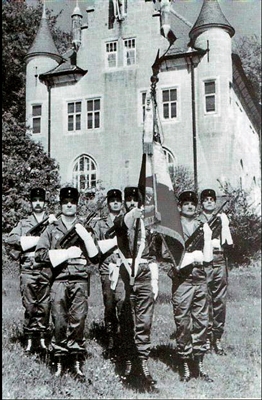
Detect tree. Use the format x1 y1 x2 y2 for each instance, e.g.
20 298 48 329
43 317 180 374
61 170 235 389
233 34 261 101
2 111 61 233
2 0 73 233
2 0 71 122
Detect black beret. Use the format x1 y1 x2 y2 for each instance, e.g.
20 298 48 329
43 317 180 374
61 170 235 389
30 188 46 201
107 189 122 202
60 187 79 203
200 189 216 202
124 187 139 200
178 191 198 205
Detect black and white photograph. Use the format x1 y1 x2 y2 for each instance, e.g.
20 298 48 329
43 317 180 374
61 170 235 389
2 0 261 398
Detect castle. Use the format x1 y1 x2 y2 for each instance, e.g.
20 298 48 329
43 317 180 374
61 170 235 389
25 0 261 203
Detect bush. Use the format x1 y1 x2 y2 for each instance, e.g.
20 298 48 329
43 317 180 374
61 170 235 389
219 182 261 266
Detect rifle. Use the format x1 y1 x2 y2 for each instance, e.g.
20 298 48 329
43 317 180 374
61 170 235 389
55 211 97 257
27 212 62 236
9 212 62 260
185 200 229 253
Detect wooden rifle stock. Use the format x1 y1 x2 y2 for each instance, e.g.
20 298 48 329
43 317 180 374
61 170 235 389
185 200 229 252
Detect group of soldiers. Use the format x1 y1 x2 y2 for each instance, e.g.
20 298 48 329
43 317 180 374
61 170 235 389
6 184 233 390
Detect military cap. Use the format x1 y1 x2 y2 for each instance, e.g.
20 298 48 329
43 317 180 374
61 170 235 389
178 190 198 205
124 187 139 201
60 187 79 203
30 187 46 201
107 189 122 203
200 189 216 202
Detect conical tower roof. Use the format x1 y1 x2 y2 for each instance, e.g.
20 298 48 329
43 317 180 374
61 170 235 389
25 4 62 63
189 0 235 41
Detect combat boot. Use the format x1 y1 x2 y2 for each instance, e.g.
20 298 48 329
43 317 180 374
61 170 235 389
121 359 132 381
179 359 191 382
213 338 226 355
54 356 63 378
140 359 157 386
73 355 86 383
195 355 213 382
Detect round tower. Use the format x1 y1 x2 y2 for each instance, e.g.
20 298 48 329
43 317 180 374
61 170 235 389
189 0 236 192
190 0 235 84
24 4 62 135
71 0 83 51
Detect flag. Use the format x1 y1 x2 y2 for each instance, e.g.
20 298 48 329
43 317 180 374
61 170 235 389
138 90 185 267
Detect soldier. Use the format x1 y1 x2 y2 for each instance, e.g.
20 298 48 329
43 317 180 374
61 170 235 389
199 189 233 355
35 187 99 382
112 186 159 391
171 191 213 382
91 189 125 359
6 187 55 353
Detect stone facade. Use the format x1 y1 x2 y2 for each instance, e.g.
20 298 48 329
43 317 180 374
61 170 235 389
25 0 260 203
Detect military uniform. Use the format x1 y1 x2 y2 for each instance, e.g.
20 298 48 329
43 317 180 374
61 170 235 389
92 212 125 354
112 187 158 388
7 213 52 342
171 191 212 382
35 187 97 381
172 217 209 360
6 188 51 352
199 189 232 355
35 217 90 358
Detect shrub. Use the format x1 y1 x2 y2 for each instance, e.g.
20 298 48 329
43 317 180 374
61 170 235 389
218 181 261 266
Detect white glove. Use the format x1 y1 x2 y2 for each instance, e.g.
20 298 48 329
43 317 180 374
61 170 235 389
192 250 204 263
75 223 98 258
49 246 82 268
203 222 212 241
151 279 159 301
48 214 57 224
149 262 159 300
75 223 92 242
217 213 233 245
212 238 221 249
180 252 194 269
66 246 82 259
124 207 143 229
20 236 40 251
218 213 229 227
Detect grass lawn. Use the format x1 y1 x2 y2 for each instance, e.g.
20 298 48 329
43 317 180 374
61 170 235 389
2 257 261 399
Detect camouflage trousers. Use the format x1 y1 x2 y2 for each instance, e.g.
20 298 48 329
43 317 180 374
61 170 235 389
20 269 51 337
172 269 209 359
50 280 89 357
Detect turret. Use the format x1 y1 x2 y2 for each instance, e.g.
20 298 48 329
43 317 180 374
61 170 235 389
189 0 236 191
71 0 83 51
24 3 62 139
188 0 235 113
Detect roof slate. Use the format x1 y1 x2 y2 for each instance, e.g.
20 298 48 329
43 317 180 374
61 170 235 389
189 0 235 39
27 8 61 59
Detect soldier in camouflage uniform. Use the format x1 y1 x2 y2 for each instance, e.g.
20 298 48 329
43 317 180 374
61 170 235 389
198 189 233 356
171 191 213 382
112 187 159 390
6 188 55 353
91 189 125 359
35 187 99 382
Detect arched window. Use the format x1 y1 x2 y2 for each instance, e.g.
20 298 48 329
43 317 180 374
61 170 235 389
163 147 176 180
72 155 97 192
